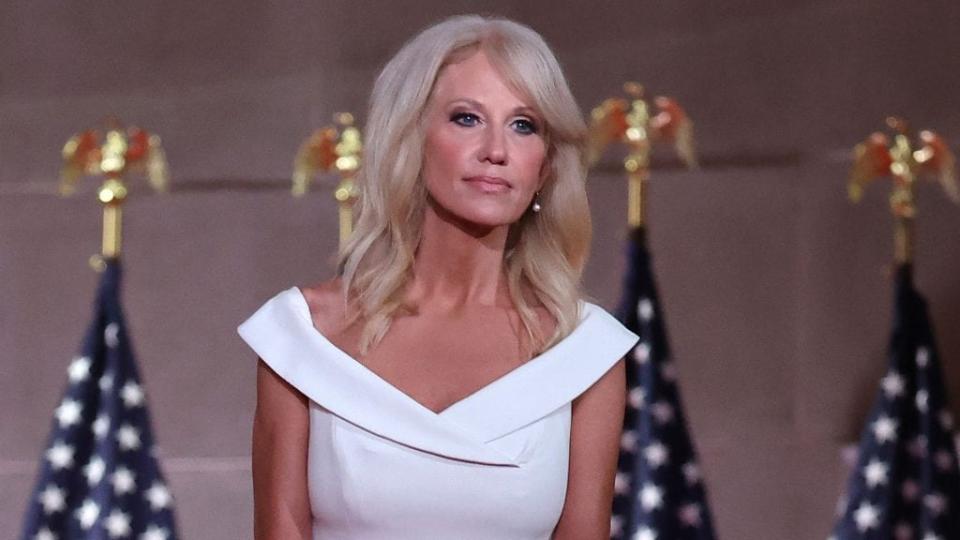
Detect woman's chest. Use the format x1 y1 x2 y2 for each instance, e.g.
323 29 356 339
335 314 532 414
306 403 571 539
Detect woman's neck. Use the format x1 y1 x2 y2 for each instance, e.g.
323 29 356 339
409 202 511 311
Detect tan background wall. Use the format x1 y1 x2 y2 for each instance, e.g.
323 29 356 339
2 2 960 538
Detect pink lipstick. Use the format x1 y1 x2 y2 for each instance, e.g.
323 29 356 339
464 176 511 193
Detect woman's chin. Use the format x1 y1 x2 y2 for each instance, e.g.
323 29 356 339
457 208 527 230
430 200 524 232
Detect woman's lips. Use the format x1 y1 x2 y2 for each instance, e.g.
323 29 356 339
464 176 511 193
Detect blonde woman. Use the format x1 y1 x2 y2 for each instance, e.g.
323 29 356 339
239 15 638 540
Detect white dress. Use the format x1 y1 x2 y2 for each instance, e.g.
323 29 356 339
238 287 638 540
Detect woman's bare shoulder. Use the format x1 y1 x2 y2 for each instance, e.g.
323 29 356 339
299 277 350 335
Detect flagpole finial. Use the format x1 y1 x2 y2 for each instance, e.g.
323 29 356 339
59 120 169 267
587 83 697 227
89 254 108 273
848 118 959 265
291 111 362 249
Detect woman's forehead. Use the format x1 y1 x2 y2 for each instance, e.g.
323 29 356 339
430 50 536 112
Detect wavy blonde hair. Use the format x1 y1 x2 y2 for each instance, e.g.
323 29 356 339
339 14 591 355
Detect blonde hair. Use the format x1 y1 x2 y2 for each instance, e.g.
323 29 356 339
339 14 592 355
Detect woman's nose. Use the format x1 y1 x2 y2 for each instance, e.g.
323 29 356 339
479 128 507 165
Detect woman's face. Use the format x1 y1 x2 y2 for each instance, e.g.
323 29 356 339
420 50 547 230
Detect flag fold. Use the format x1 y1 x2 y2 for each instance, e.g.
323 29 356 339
21 260 178 540
831 265 960 539
612 227 717 540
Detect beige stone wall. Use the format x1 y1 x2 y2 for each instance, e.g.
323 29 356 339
3 2 960 538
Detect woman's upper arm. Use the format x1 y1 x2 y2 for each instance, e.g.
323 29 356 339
553 358 626 540
252 358 311 540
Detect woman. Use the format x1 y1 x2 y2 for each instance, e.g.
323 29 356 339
239 15 638 539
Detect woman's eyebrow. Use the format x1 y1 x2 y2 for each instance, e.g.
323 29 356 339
446 98 485 109
513 106 540 118
446 98 538 118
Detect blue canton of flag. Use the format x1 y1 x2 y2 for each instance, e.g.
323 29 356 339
20 260 178 540
611 227 716 540
830 266 960 539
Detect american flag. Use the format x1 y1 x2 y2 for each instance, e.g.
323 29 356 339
20 260 178 540
610 227 716 540
830 265 960 539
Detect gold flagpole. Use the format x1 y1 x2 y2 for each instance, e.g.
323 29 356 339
587 82 697 227
623 83 652 227
60 121 169 270
292 112 362 249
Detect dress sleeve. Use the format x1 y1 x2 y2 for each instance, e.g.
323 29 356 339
237 287 320 394
237 287 524 466
570 301 639 385
538 301 639 403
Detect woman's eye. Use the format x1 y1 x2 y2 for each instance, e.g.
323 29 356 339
512 118 539 135
451 112 480 127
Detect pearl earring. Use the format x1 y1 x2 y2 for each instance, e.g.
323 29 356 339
531 192 542 213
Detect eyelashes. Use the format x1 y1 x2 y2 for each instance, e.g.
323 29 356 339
450 112 480 127
449 111 540 135
511 118 538 135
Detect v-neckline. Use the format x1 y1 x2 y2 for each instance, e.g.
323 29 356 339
239 286 637 457
291 287 561 417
